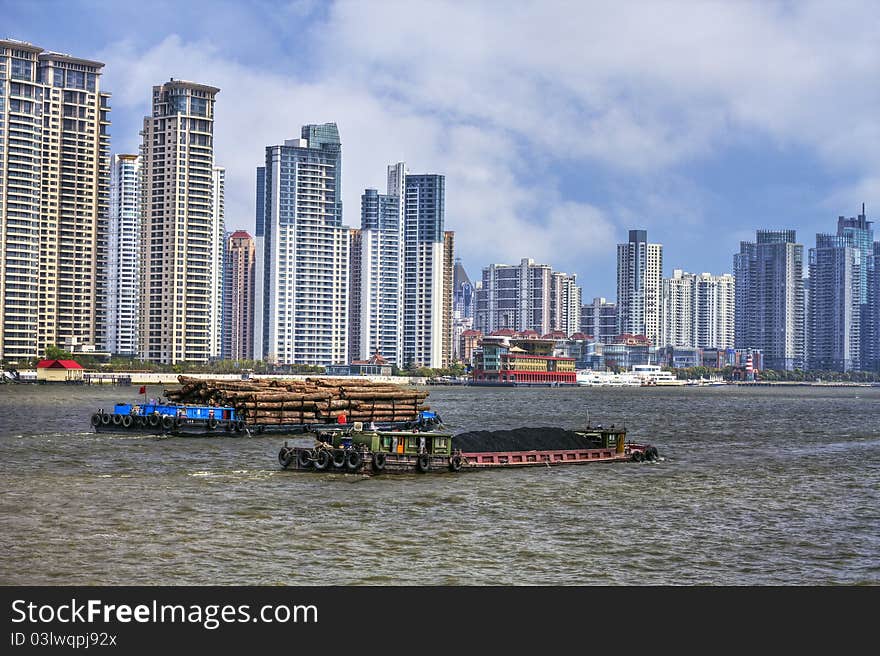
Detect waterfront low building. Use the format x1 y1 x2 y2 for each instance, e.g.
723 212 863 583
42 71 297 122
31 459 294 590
325 353 393 377
36 359 84 383
471 336 576 385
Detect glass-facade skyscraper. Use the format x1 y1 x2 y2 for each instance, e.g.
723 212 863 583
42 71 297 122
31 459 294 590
734 230 804 370
809 234 860 371
254 124 350 366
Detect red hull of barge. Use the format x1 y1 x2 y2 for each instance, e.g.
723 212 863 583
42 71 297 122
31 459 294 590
279 442 656 475
461 444 645 468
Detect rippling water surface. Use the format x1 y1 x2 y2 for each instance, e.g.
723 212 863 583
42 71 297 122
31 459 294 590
1 384 878 585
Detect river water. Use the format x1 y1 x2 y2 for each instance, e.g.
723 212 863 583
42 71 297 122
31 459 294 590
1 383 877 585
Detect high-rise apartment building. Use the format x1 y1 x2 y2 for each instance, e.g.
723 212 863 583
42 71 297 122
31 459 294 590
475 258 552 334
617 230 663 345
442 230 455 367
106 154 140 355
808 234 860 371
734 230 804 371
255 124 349 366
550 272 581 336
693 272 735 350
0 39 111 360
474 258 581 337
865 242 880 372
580 297 618 344
349 164 452 369
253 166 266 361
835 206 874 370
221 230 255 361
138 79 220 364
402 173 448 369
351 183 403 364
661 270 734 349
661 270 694 348
209 166 225 359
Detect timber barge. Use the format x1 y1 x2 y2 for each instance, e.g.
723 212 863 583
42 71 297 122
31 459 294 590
89 376 442 437
277 424 660 475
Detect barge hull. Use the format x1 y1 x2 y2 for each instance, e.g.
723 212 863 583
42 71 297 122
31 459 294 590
279 443 655 475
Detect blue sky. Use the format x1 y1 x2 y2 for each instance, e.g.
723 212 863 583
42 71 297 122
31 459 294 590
6 0 879 299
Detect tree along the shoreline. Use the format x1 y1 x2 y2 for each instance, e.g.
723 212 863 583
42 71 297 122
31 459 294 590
670 365 880 382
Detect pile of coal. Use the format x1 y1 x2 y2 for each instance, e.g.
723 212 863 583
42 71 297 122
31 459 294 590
451 427 596 453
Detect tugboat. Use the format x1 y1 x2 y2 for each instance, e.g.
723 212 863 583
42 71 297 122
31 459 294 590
90 402 245 435
277 422 660 475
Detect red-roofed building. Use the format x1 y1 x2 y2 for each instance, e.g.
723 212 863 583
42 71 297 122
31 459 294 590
36 359 84 383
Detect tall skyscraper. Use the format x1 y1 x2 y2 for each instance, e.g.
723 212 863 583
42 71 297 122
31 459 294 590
734 230 804 370
865 241 880 372
138 79 220 364
661 270 734 349
835 206 874 369
221 230 255 361
661 270 694 347
255 124 350 366
209 166 225 359
253 166 266 361
106 154 141 356
808 234 860 371
453 258 475 321
452 258 475 361
402 173 447 369
349 163 452 369
0 39 110 360
693 272 735 350
442 230 455 367
352 183 404 364
580 297 618 344
616 230 663 345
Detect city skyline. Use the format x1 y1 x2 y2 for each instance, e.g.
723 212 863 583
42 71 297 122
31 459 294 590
7 1 879 298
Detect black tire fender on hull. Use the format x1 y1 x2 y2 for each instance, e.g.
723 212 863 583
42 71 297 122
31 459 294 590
416 454 431 473
372 452 387 473
313 450 331 471
297 449 314 469
345 449 363 472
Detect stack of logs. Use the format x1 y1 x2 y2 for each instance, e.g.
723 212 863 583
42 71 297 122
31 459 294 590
165 376 430 425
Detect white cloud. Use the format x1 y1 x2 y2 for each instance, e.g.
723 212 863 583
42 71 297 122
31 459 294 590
92 0 879 296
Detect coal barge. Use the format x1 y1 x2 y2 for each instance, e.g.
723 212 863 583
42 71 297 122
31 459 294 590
277 423 660 475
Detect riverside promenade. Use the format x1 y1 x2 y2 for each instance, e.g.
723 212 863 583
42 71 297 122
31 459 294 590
47 371 430 386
